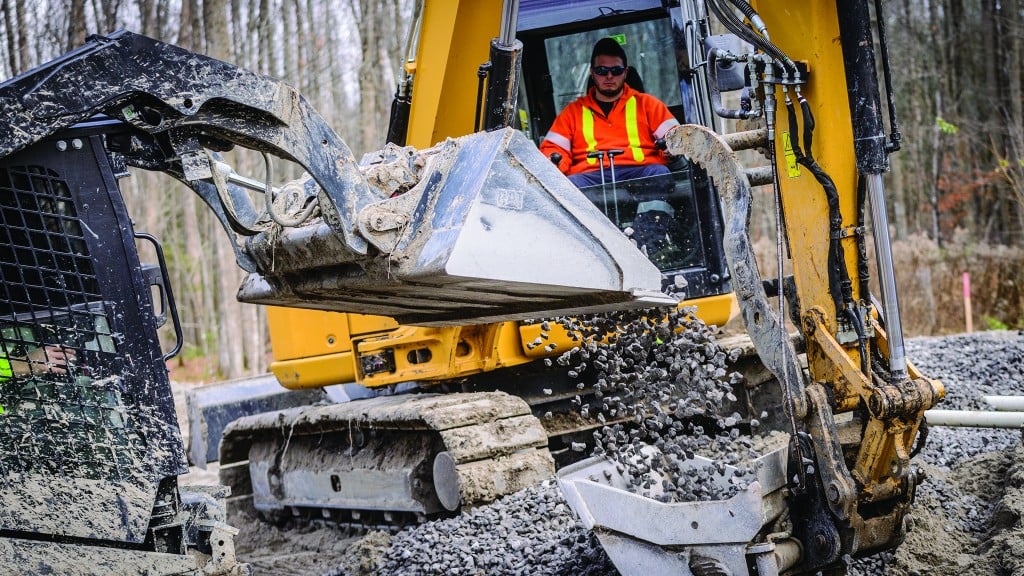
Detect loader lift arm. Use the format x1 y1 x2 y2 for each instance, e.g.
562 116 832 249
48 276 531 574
0 29 673 327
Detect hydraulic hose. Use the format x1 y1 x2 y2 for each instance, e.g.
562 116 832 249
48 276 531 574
474 63 490 133
784 95 857 323
707 48 759 119
728 0 770 40
710 0 799 79
786 93 869 372
385 0 423 146
873 0 902 152
855 174 872 300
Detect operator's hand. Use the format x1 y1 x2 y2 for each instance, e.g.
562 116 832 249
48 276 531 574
11 345 77 376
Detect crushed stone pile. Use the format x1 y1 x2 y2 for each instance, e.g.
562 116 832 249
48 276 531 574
327 480 616 576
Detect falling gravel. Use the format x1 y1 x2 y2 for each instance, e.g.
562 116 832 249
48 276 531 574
555 308 761 503
329 309 760 576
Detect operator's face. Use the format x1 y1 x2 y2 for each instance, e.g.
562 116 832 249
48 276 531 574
591 54 626 101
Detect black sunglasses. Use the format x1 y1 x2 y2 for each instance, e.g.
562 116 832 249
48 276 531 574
592 65 626 77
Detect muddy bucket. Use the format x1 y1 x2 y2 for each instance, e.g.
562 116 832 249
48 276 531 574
239 129 675 326
557 445 795 576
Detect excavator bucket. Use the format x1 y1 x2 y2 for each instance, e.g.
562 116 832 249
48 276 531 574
0 31 674 328
237 128 676 326
557 445 793 576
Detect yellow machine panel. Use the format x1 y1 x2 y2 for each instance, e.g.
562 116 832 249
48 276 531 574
405 0 505 148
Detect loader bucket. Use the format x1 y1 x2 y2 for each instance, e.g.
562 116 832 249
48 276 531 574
238 129 675 326
557 445 791 575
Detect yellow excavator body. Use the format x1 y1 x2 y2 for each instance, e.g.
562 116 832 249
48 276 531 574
265 0 736 394
0 0 947 572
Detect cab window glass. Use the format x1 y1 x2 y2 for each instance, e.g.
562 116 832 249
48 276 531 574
543 18 681 112
576 168 705 273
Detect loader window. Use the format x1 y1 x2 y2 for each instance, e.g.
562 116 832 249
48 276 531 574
0 167 100 313
0 163 133 483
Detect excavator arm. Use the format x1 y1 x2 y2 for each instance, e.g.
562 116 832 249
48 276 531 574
0 30 672 327
558 1 944 574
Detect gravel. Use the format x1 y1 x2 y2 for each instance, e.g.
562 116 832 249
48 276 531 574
382 481 617 576
323 330 1024 576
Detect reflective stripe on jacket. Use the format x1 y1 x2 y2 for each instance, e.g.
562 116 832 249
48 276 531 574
540 83 679 176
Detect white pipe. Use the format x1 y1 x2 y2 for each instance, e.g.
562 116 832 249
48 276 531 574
983 396 1024 412
925 409 1024 428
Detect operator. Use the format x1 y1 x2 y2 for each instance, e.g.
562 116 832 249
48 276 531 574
0 338 76 381
539 37 680 188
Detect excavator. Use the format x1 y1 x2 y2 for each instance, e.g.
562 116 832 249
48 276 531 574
0 0 943 575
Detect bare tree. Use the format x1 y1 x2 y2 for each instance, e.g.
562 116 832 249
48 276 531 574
2 0 19 76
93 0 121 33
67 0 87 50
201 0 246 378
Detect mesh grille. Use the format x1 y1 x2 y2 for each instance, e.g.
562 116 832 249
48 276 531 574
0 164 144 482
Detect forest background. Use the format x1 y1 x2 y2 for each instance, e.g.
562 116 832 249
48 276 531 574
1 0 1022 380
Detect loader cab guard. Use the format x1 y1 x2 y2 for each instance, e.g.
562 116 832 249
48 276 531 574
0 122 187 548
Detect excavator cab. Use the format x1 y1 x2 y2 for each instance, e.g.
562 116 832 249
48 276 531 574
515 3 731 301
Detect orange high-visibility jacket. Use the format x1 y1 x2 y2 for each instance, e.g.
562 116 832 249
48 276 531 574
540 84 679 176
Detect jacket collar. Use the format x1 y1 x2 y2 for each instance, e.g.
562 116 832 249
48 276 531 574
584 83 638 116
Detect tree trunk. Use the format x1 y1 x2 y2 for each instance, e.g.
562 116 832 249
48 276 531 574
67 0 87 51
204 0 245 378
996 0 1024 237
928 86 943 246
257 0 270 74
326 3 345 129
173 0 206 354
282 0 295 84
2 0 18 76
15 0 27 72
97 0 119 33
1005 0 1024 227
926 0 944 245
890 153 908 240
